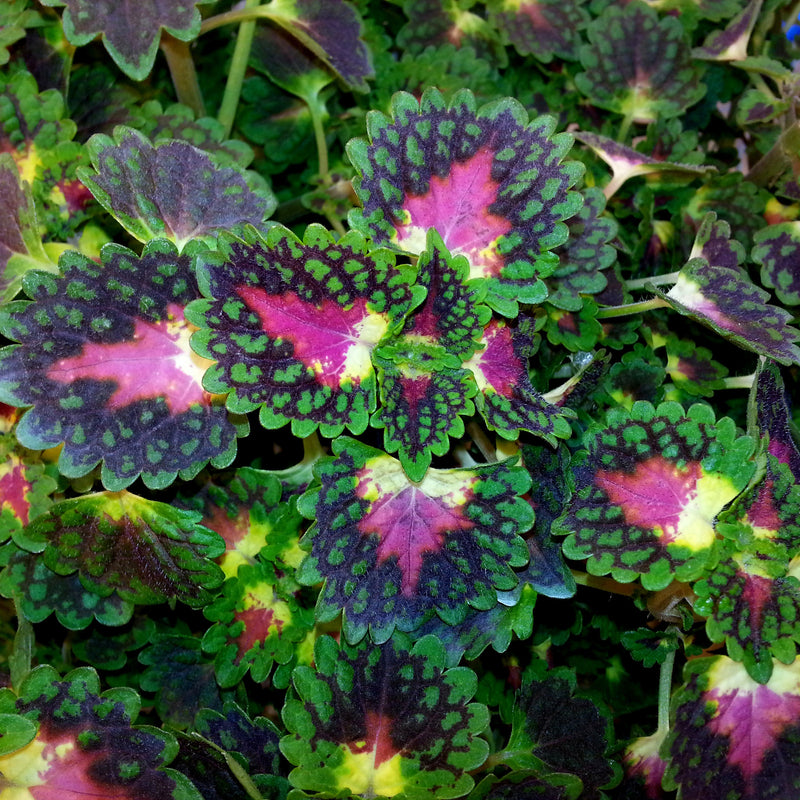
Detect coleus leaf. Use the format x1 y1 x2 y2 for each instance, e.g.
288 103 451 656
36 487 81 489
0 665 200 800
189 224 418 439
177 466 305 580
0 0 45 65
657 258 800 366
173 702 287 800
753 221 800 306
546 187 617 312
502 674 616 798
470 770 583 800
399 229 491 362
622 729 669 800
486 0 590 63
465 319 573 444
575 1 705 124
71 616 156 671
138 101 256 170
201 560 314 687
281 633 489 798
38 0 205 81
0 545 134 629
412 583 538 667
693 539 800 684
395 0 505 63
0 239 243 490
296 437 533 643
257 0 374 93
0 69 93 239
77 127 275 251
556 401 755 591
664 335 728 398
347 86 584 316
372 353 476 482
692 0 762 61
139 633 222 730
574 132 714 198
14 489 225 607
749 359 800 481
0 432 58 544
664 656 800 798
0 153 57 305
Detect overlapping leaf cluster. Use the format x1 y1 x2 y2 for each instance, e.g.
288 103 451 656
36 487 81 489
5 1 800 800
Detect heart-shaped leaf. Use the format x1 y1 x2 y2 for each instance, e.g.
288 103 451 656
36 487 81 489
347 87 584 315
0 239 242 490
297 437 533 643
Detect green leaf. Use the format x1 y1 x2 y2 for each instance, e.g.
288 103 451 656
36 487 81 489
0 664 200 799
502 674 616 798
556 401 755 590
280 633 489 798
347 86 584 315
78 127 275 250
201 560 314 687
486 0 589 63
0 154 57 305
465 319 573 444
190 224 417 438
297 437 533 643
753 221 800 306
38 0 205 81
576 1 705 123
620 627 680 668
0 239 242 490
0 544 134 629
692 0 762 61
665 656 800 797
16 490 225 607
260 0 374 92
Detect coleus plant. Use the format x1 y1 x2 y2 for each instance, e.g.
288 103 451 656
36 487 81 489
5 1 800 799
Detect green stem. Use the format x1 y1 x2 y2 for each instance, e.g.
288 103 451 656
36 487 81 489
657 646 677 733
467 421 497 463
719 374 756 390
617 112 634 144
595 297 670 319
217 0 261 139
747 119 800 187
10 600 34 692
200 5 279 35
309 100 329 181
160 33 205 117
624 271 680 291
